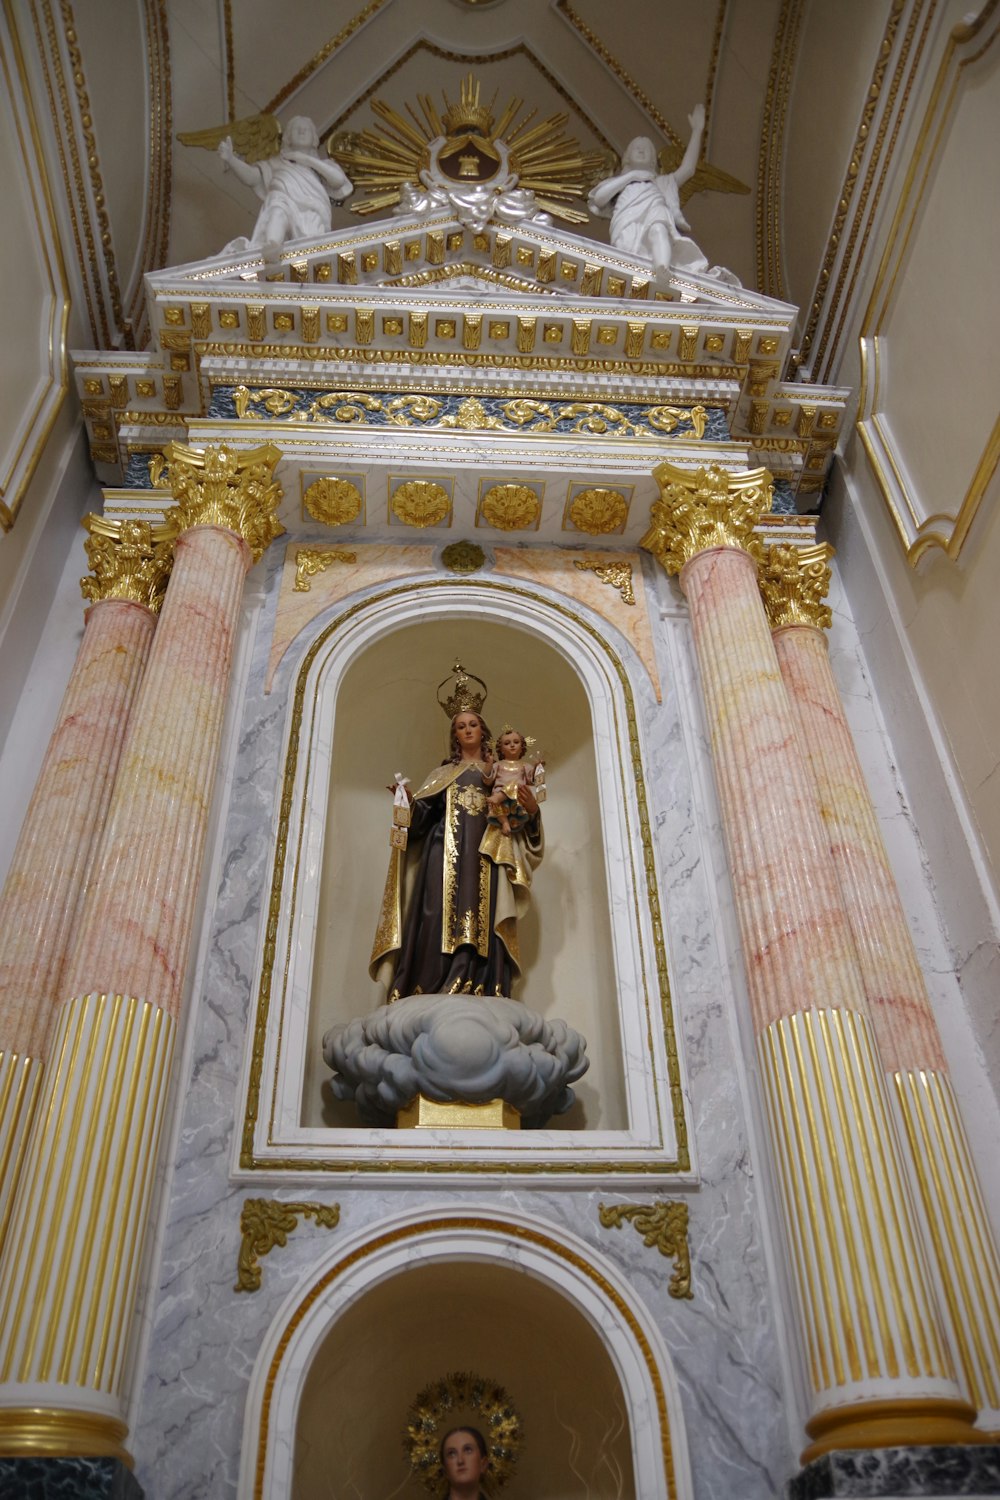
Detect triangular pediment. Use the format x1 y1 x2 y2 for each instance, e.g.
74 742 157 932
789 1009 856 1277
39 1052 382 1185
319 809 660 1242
147 212 794 318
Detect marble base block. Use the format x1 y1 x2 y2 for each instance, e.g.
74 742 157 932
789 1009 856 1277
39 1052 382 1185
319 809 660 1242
786 1446 1000 1499
322 993 589 1127
0 1457 145 1498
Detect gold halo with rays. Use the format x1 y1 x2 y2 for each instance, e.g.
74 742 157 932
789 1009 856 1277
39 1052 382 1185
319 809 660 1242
330 72 602 224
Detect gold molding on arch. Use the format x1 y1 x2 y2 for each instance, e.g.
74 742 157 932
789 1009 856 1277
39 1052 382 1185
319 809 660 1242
251 1216 679 1500
0 0 70 531
755 0 804 300
856 6 1000 565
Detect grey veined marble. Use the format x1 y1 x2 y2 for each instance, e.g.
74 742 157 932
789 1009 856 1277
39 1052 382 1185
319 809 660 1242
787 1444 1000 1498
323 992 589 1126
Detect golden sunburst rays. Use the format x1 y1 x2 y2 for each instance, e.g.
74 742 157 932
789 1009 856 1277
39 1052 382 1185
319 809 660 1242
329 73 602 223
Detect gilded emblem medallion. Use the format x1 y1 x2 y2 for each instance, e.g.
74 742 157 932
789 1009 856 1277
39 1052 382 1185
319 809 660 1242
441 541 485 573
568 487 629 534
479 483 540 531
303 477 362 526
391 480 452 528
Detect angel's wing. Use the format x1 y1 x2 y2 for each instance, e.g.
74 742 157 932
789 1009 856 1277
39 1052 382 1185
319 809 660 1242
177 112 282 164
656 146 750 205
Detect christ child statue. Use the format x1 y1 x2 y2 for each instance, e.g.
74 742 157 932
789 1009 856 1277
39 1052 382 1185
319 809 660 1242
486 726 545 836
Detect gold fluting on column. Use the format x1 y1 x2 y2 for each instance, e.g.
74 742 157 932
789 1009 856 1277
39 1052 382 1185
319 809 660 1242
894 1071 1000 1416
0 518 173 1253
0 443 282 1458
761 541 1000 1419
642 464 977 1457
165 440 284 563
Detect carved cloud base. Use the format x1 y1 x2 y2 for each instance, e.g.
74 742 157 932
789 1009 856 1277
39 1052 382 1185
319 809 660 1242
322 994 589 1128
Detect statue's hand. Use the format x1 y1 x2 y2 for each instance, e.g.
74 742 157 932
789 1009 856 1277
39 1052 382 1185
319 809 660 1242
218 136 235 167
688 103 705 134
516 784 539 818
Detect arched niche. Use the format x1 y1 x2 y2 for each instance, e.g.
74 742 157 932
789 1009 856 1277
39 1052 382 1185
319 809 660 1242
240 579 687 1176
237 1212 693 1500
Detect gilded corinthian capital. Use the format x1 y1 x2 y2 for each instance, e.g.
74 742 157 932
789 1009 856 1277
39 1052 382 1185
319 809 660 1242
80 515 176 613
758 542 833 631
640 461 773 575
163 441 284 563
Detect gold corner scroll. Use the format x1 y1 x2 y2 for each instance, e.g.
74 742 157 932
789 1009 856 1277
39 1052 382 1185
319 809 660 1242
80 514 177 614
234 1198 340 1293
599 1200 693 1299
163 441 284 563
293 546 356 592
573 557 636 605
758 541 833 631
641 462 773 574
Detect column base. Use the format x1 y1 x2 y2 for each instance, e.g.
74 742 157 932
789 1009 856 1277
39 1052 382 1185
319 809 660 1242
0 1457 144 1498
786 1444 1000 1499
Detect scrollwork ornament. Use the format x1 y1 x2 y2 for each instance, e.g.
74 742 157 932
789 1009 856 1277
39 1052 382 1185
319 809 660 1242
758 542 833 631
640 461 773 574
480 483 540 530
80 514 175 613
599 1200 693 1299
405 1371 522 1492
294 547 357 592
164 441 284 563
573 557 636 605
234 1197 340 1293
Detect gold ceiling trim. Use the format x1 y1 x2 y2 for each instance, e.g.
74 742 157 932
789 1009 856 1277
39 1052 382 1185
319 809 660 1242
554 0 681 148
223 0 234 123
321 37 616 158
857 5 1000 564
797 0 912 374
124 0 172 346
755 0 804 300
703 0 729 138
0 0 70 529
263 0 392 115
813 0 937 382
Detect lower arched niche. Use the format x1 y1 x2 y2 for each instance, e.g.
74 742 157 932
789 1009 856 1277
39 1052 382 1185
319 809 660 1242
240 1213 692 1500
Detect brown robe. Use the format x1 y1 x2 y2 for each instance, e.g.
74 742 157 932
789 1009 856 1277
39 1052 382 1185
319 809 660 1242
370 760 542 1001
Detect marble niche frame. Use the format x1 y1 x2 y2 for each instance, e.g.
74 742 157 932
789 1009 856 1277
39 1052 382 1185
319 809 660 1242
236 1208 694 1500
236 577 693 1180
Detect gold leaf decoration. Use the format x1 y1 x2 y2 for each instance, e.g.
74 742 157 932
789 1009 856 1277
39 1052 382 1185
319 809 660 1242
391 480 451 528
303 477 362 526
405 1370 523 1493
441 541 485 573
234 1198 340 1293
294 547 357 592
80 514 176 614
479 483 540 531
568 487 628 535
573 557 636 605
599 1200 693 1299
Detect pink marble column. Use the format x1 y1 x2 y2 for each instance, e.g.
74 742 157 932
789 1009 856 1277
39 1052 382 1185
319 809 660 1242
0 518 171 1249
0 443 282 1463
760 541 1000 1423
642 462 979 1462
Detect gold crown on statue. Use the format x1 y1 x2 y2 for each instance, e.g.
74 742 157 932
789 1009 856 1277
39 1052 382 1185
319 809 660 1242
441 74 496 136
437 661 488 718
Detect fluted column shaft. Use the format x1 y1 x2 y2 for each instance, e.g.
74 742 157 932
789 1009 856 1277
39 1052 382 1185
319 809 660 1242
0 514 172 1257
770 609 1000 1422
642 462 980 1463
0 443 281 1462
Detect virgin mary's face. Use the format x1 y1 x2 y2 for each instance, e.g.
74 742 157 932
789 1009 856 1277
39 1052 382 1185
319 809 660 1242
453 713 483 756
442 1430 488 1487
